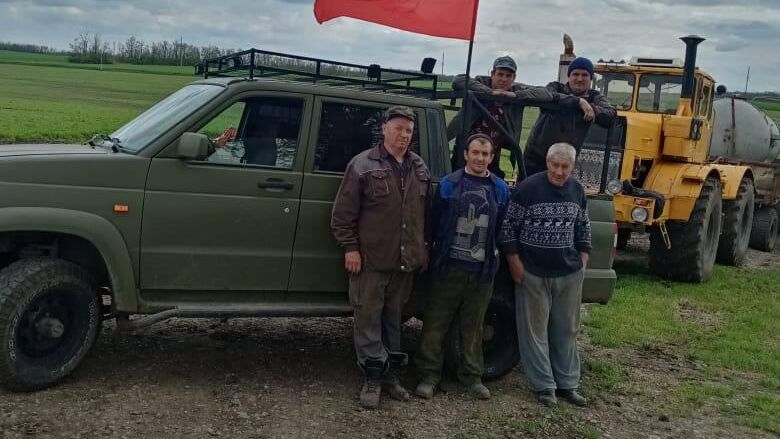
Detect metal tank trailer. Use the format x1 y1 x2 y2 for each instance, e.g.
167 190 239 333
710 95 780 251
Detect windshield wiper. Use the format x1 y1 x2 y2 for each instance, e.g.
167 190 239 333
87 134 122 152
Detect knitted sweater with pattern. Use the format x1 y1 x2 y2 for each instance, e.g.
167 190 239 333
500 172 592 277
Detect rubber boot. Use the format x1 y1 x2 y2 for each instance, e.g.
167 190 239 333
360 360 385 409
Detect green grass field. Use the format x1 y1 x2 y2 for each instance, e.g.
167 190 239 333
585 262 780 434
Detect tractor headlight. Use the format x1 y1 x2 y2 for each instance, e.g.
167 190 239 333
606 179 623 195
631 207 649 223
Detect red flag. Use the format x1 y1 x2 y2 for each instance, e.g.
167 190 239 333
314 0 479 41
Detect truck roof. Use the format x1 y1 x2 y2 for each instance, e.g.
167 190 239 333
191 76 444 109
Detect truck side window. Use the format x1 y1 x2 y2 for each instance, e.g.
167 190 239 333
314 102 420 173
202 97 303 169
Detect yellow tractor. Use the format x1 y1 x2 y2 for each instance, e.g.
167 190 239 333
574 36 753 282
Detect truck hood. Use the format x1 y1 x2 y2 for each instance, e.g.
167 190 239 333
0 144 109 157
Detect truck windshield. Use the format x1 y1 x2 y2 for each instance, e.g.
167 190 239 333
593 72 635 110
110 84 225 152
637 74 682 114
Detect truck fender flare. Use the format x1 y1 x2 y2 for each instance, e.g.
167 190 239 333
0 207 137 312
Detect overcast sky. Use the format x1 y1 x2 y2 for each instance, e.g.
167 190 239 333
3 0 779 91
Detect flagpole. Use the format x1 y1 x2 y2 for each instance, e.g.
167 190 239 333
455 0 480 170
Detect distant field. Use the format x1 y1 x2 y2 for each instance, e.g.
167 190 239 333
0 60 193 143
0 49 193 75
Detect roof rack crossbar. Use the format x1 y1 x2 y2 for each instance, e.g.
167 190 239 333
200 48 438 99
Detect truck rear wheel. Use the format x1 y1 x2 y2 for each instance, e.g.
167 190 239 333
716 177 754 265
0 258 100 391
749 206 778 252
649 176 722 282
444 294 519 381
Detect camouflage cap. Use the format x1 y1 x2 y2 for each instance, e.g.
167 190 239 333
383 106 416 123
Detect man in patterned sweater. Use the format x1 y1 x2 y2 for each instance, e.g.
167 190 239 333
500 142 592 407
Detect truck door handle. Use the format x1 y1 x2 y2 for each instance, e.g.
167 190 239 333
257 178 294 190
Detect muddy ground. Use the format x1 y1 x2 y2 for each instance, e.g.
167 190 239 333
1 240 778 439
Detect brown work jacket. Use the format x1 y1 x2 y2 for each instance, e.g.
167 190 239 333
331 144 431 272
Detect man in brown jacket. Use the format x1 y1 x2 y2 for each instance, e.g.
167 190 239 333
331 106 431 409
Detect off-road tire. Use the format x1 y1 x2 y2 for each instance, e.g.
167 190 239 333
444 294 519 381
649 176 722 283
0 258 100 391
716 177 754 265
749 206 778 252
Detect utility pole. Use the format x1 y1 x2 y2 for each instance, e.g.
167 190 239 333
744 66 750 94
441 50 445 76
180 35 184 66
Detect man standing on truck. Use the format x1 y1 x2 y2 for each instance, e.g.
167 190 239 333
500 142 591 407
331 106 431 409
414 133 509 400
448 56 591 179
524 57 617 176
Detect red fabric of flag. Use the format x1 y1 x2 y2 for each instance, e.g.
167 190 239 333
314 0 479 41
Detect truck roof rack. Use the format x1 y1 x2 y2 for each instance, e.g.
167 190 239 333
197 48 440 99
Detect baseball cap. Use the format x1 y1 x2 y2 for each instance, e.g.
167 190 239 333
493 56 517 73
383 106 416 123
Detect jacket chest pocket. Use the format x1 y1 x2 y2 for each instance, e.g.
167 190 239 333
368 170 390 198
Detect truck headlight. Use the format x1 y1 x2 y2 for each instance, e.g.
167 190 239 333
631 207 649 223
606 179 623 195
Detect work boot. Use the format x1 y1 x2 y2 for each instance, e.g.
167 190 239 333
467 381 491 400
383 371 411 401
359 360 385 409
383 351 410 401
414 379 438 399
556 388 588 407
536 389 558 407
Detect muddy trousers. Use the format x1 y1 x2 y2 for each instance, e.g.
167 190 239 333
415 270 493 385
350 270 414 367
515 269 584 392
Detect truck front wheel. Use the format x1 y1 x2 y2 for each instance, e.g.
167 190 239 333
0 258 100 391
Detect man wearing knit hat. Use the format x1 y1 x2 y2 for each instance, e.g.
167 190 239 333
523 57 617 177
447 56 590 179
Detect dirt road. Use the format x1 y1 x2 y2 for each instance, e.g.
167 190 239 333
1 242 778 439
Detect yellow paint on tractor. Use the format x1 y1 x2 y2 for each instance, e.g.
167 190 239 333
595 62 750 224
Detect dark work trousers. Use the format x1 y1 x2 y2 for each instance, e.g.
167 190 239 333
515 269 584 392
349 270 415 367
415 270 493 386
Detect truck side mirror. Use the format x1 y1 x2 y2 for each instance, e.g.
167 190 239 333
177 132 209 160
716 84 727 95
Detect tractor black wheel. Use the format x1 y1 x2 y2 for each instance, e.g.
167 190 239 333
749 206 778 252
716 177 754 265
649 176 722 283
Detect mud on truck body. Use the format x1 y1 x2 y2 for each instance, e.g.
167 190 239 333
0 49 618 391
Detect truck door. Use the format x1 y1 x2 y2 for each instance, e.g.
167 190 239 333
139 93 311 296
287 97 425 296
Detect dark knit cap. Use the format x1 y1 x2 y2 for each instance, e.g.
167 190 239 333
568 57 594 78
